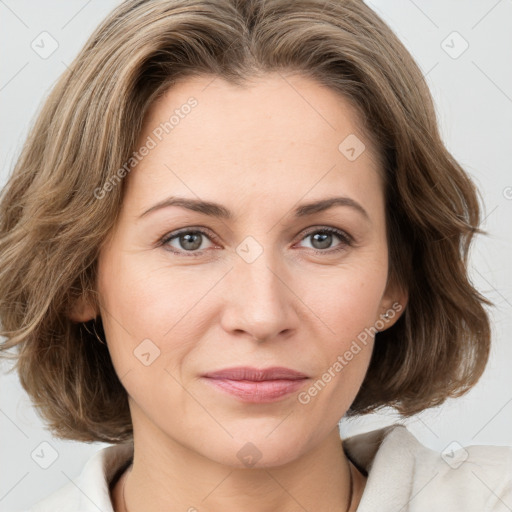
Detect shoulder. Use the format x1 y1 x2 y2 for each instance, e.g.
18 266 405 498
428 441 512 511
344 423 512 512
13 442 133 512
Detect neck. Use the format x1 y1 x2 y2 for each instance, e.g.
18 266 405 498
112 423 365 512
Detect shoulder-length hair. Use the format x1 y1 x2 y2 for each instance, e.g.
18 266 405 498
0 0 491 443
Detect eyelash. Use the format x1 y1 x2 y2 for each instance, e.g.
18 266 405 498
158 226 354 257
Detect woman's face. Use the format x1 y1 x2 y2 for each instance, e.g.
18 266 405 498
87 73 405 466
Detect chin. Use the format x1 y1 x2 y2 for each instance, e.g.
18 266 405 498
199 427 315 469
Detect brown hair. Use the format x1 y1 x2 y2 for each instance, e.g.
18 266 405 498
0 0 491 443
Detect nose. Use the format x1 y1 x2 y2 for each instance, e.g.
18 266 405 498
219 246 299 343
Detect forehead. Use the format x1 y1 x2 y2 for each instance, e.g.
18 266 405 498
124 73 383 215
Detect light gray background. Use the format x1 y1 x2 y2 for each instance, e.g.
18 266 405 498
1 1 511 510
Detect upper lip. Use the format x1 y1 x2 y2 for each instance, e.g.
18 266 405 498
202 366 308 381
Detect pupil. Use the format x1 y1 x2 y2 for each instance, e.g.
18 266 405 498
313 232 331 249
177 231 333 252
181 233 201 250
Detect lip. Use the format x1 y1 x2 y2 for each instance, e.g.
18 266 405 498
201 366 309 403
202 366 308 381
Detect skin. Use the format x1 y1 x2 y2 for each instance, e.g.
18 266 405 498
70 72 407 512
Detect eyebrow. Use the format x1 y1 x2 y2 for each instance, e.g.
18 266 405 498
138 195 370 221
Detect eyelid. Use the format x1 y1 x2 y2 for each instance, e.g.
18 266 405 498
159 227 220 256
297 226 353 246
158 225 354 256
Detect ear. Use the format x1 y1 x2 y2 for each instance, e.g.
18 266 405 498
376 277 408 331
68 294 99 323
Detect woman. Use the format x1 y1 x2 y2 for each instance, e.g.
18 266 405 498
0 0 510 511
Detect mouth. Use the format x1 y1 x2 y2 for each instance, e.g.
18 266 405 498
201 366 309 403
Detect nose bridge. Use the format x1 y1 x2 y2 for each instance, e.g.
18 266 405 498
221 236 296 340
239 245 282 299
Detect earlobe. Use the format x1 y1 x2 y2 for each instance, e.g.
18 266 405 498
378 284 408 331
378 301 405 330
68 295 99 323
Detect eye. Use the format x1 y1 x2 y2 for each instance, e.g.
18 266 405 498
160 228 217 257
159 226 353 257
297 227 353 254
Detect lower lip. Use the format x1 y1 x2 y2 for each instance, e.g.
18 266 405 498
202 378 308 403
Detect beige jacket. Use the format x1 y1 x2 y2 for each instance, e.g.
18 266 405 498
19 424 512 511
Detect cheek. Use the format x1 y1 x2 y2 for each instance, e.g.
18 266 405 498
293 271 382 426
96 248 219 371
293 255 387 392
301 259 388 340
